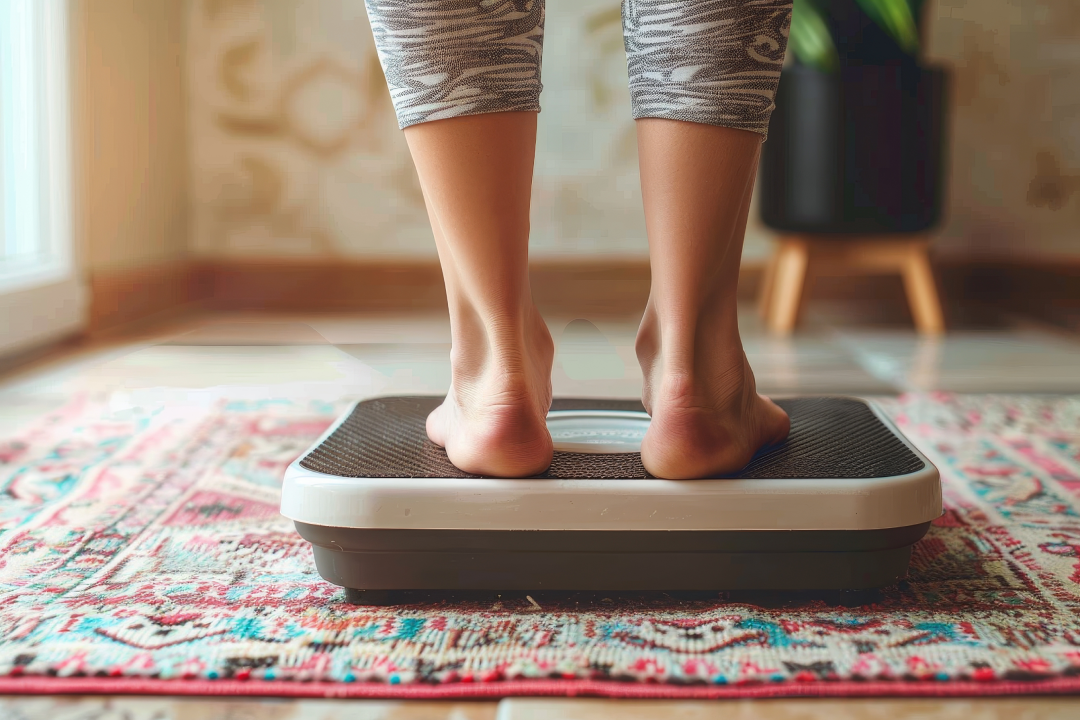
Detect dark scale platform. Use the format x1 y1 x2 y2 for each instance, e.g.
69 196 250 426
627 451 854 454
282 397 941 594
299 396 925 480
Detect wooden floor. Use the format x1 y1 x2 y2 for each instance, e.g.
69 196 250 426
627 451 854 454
2 307 1080 718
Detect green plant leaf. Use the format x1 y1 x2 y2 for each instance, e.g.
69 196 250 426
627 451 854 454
790 0 839 72
855 0 920 54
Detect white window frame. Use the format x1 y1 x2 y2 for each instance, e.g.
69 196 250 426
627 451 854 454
0 0 86 357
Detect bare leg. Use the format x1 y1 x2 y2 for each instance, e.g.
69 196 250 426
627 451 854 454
635 119 790 479
404 112 554 477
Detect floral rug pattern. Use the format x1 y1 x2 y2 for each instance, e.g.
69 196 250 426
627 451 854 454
2 394 1080 697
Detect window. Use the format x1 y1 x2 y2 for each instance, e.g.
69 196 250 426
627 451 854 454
0 0 85 356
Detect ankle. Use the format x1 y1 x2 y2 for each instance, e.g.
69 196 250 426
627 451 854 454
635 301 743 377
659 358 755 408
445 300 553 417
449 372 538 418
449 290 549 357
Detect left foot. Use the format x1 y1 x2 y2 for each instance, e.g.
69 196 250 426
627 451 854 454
427 304 554 476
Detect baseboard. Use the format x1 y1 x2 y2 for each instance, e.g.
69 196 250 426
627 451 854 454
529 259 649 316
83 255 1080 331
194 258 658 316
192 258 765 318
0 333 86 381
87 262 201 334
938 257 1080 330
193 259 448 313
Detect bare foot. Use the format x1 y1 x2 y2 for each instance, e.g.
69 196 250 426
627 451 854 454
636 304 790 479
426 306 554 476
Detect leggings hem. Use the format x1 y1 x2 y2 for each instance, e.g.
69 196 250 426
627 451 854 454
629 109 773 141
397 103 542 131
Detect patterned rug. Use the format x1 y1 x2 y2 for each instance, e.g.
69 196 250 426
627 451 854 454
2 393 1080 699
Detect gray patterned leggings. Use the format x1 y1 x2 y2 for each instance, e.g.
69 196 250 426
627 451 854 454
365 0 792 137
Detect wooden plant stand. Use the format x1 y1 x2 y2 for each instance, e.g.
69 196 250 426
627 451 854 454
758 235 945 335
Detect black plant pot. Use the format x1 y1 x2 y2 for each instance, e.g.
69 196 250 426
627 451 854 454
759 62 948 235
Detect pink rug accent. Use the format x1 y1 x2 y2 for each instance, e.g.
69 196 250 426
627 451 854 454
2 394 1080 698
4 676 1080 699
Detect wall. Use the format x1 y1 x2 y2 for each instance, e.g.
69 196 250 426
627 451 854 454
73 0 191 329
75 0 190 274
184 0 1080 265
186 0 669 261
926 0 1080 259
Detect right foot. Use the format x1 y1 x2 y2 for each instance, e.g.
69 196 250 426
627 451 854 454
636 304 790 479
426 305 555 476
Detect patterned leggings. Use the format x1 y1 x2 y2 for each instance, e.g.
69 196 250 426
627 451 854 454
365 0 792 138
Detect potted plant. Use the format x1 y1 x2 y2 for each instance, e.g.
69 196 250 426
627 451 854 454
759 0 948 234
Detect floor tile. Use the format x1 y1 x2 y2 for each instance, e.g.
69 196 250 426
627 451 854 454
35 344 388 409
550 319 644 399
558 319 629 382
836 330 1080 392
339 343 453 395
163 321 332 345
497 697 1080 720
546 314 896 396
80 344 361 387
0 393 69 438
308 315 452 345
743 336 897 395
0 696 497 720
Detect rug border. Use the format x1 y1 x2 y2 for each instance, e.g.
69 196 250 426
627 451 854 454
3 677 1080 699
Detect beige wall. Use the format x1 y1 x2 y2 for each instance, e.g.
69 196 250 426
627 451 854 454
185 0 657 261
182 0 1079 264
926 0 1080 259
73 0 190 275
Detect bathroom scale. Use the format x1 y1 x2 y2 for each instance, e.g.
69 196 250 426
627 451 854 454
281 396 941 594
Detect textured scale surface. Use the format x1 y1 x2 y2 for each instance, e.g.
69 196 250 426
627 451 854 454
299 396 926 479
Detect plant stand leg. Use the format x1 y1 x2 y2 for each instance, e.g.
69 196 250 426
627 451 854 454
901 243 945 335
758 245 780 320
764 237 811 335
